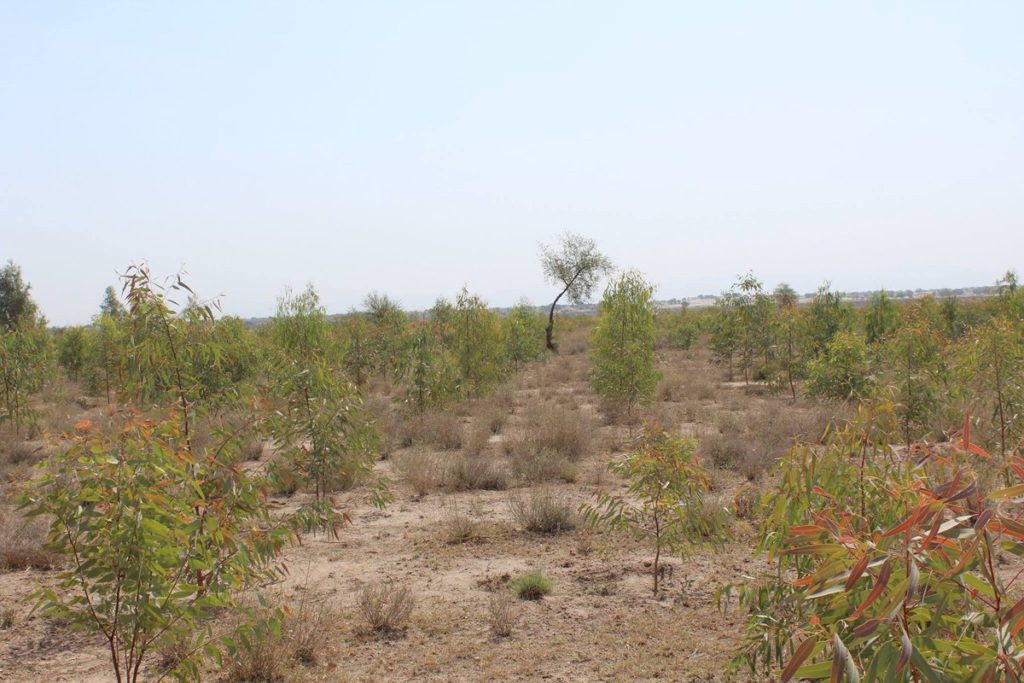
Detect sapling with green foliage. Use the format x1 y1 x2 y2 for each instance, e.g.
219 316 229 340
774 283 801 399
100 284 127 320
657 306 699 351
450 287 506 396
864 290 899 344
269 355 387 534
85 311 127 404
590 270 660 418
56 326 88 381
268 284 332 364
337 313 376 387
959 316 1024 461
710 291 742 381
23 414 289 683
503 300 545 371
20 266 289 683
0 262 51 435
0 324 52 435
268 287 388 534
803 282 852 358
582 423 724 594
805 330 873 401
884 303 946 446
733 272 776 384
363 292 410 379
0 260 39 331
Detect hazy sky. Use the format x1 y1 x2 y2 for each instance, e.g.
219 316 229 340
2 2 1022 325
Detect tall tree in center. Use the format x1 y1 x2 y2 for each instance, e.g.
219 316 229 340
539 232 612 352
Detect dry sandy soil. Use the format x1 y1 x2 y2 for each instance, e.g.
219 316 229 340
1 345 830 682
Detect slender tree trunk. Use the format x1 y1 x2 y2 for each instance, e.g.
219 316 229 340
652 509 661 595
787 325 796 400
545 291 565 353
546 269 585 353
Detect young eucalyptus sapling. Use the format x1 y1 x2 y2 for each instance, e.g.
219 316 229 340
582 424 723 595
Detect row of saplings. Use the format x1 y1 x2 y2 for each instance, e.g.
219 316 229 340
15 259 1024 680
10 265 719 682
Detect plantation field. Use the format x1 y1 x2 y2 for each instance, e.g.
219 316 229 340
1 258 1023 682
3 343 804 682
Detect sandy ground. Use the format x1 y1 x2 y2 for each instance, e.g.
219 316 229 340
1 348 782 682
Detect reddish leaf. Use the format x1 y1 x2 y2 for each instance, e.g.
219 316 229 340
967 442 993 459
1010 613 1024 638
1002 594 1024 626
781 636 819 683
884 507 927 538
845 554 871 591
852 618 883 638
974 509 993 532
849 559 892 620
947 481 977 503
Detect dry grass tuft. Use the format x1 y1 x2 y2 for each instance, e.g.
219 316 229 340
2 439 44 467
0 604 16 630
509 449 577 485
732 483 760 520
463 422 493 456
694 381 717 401
0 510 59 571
221 629 288 683
393 451 441 497
243 439 264 461
487 592 517 637
418 413 464 451
286 592 337 666
702 433 747 470
441 500 480 544
508 489 576 534
445 454 508 491
510 404 592 462
358 581 415 633
654 374 686 402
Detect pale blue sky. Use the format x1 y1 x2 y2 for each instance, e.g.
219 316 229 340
2 2 1022 325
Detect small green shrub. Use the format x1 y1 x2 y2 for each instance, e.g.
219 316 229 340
511 570 553 600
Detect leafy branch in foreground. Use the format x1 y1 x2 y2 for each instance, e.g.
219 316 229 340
724 397 1024 681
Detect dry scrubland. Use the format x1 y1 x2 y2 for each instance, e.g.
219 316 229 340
2 257 1024 683
1 331 836 682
